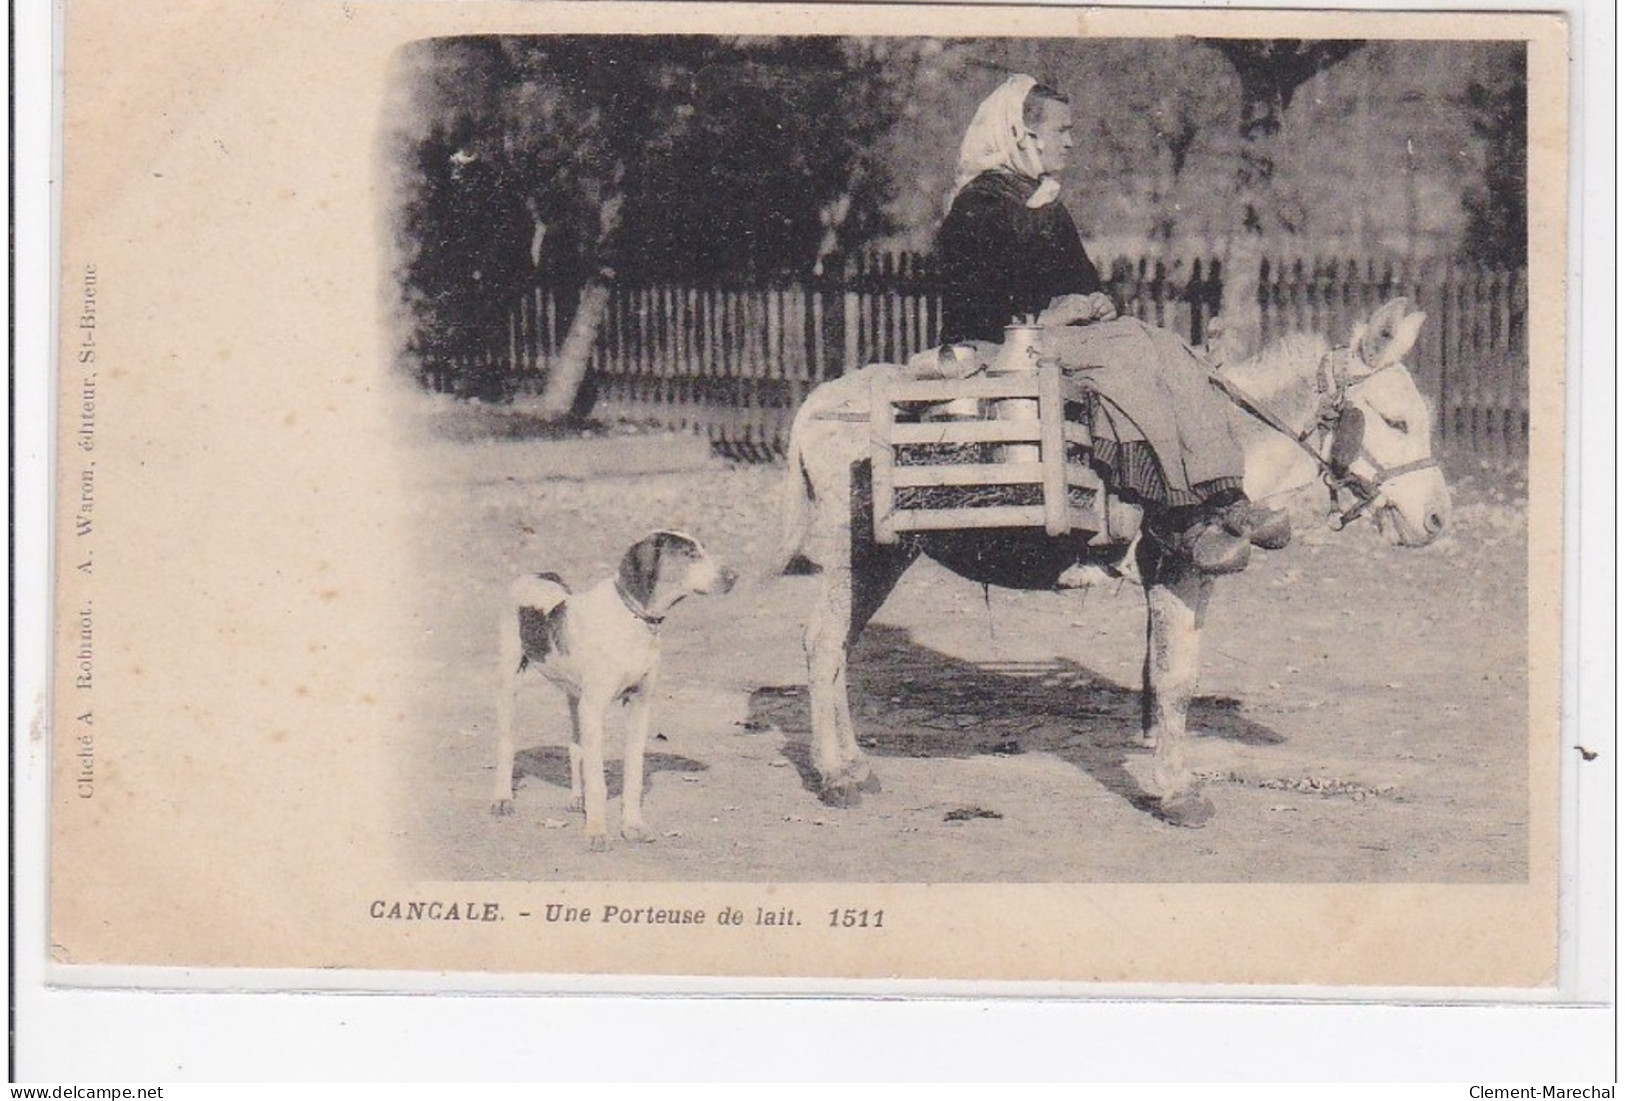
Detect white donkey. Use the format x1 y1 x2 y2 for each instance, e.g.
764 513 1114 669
776 298 1453 826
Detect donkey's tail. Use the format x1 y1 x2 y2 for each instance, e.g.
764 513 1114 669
772 405 817 577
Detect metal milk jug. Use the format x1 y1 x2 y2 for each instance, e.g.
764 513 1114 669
991 324 1043 463
990 323 1044 375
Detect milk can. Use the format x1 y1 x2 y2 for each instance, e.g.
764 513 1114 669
990 323 1043 463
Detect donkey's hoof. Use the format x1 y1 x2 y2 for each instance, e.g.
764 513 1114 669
490 798 515 818
836 762 881 794
818 781 863 808
620 824 655 844
1156 791 1216 828
586 834 612 853
567 796 585 813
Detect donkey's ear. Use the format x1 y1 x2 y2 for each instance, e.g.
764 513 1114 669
1356 298 1414 367
1372 310 1427 368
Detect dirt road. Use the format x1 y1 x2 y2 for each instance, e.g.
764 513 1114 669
394 400 1531 884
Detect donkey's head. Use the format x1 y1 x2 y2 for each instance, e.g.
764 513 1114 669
1328 298 1452 546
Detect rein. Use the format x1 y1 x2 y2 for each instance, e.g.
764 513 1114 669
1209 348 1440 530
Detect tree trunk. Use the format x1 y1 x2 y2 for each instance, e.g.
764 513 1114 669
1204 40 1363 355
536 280 611 419
1217 67 1290 356
535 176 624 420
1215 241 1262 363
1207 56 1280 355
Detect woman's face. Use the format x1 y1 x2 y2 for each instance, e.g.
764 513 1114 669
1026 98 1075 175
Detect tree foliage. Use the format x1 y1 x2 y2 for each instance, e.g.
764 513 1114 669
1200 39 1365 236
390 35 925 376
387 35 1530 396
1458 46 1527 268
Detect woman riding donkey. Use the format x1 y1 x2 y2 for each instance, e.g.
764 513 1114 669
934 73 1289 574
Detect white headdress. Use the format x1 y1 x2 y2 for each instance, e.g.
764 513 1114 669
951 73 1060 208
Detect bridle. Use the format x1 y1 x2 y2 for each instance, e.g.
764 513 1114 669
1209 346 1441 530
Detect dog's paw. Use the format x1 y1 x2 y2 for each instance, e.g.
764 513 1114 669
586 835 612 853
566 796 585 813
620 824 655 844
490 798 515 817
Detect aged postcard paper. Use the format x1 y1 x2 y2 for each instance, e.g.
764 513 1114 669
49 1 1568 987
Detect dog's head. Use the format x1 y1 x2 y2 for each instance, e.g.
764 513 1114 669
617 530 736 617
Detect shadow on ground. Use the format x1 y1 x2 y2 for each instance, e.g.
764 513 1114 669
748 624 1283 818
418 405 606 443
513 746 708 800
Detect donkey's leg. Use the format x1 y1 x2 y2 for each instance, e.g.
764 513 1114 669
1141 558 1216 828
803 552 914 805
828 541 918 790
796 446 870 807
820 454 919 797
805 564 860 804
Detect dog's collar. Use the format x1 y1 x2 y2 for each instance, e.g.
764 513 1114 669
614 580 665 628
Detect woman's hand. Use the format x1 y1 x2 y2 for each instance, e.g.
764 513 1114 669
1039 291 1117 327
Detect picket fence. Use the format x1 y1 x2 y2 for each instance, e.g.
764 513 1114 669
1256 258 1529 461
435 252 1528 460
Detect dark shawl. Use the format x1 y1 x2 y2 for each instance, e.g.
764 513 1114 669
935 170 1103 345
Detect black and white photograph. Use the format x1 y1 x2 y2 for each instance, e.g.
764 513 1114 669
385 31 1544 887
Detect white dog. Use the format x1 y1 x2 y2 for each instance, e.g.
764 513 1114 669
492 531 736 850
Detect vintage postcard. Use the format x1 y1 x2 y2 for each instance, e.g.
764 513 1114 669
46 1 1572 989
